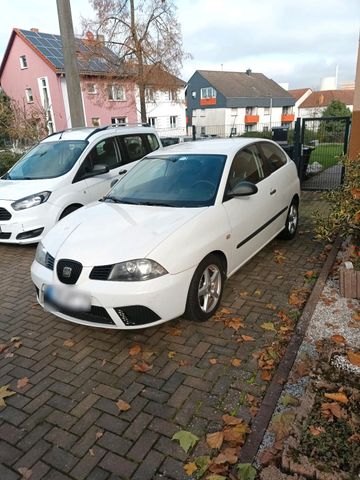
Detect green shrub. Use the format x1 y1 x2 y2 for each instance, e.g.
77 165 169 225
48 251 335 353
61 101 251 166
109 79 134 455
0 151 21 176
240 131 272 139
314 155 360 244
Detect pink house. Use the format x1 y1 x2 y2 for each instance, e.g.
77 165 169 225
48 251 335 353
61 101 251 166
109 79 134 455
0 28 138 133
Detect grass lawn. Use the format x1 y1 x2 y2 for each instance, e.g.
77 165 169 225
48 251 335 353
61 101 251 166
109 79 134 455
309 143 344 168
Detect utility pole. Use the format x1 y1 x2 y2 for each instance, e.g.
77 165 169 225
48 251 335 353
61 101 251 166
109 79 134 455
56 0 85 128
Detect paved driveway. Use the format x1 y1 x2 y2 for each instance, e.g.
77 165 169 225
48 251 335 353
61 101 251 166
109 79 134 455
0 192 328 480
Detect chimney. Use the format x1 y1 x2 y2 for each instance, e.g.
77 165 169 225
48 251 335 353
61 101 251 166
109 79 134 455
30 28 39 32
246 68 252 76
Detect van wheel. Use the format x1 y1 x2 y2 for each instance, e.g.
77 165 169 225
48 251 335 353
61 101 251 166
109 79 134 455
185 254 225 322
59 204 82 221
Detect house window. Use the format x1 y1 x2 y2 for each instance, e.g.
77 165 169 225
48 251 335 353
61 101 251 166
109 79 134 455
191 91 196 98
230 127 237 135
200 109 206 117
168 90 177 102
108 84 126 101
245 124 254 132
87 83 97 94
111 117 127 125
145 88 156 102
200 87 216 99
246 107 255 115
282 106 292 115
201 126 206 135
263 126 269 132
19 55 28 69
148 117 156 127
38 77 54 134
170 116 177 128
25 88 33 103
264 107 270 115
231 108 237 116
92 117 100 127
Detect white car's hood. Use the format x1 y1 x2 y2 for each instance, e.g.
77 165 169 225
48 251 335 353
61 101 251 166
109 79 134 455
0 178 60 201
43 202 207 266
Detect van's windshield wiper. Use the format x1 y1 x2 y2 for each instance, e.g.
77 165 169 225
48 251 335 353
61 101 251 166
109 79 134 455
137 201 174 207
102 196 138 205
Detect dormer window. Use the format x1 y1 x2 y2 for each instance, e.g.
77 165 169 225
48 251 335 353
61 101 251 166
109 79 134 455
200 87 216 99
20 55 28 69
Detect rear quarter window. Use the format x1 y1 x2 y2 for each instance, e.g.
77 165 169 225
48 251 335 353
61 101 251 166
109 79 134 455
259 142 287 172
147 134 160 152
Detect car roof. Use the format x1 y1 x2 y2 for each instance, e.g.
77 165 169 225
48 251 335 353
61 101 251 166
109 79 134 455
41 125 158 143
148 137 277 157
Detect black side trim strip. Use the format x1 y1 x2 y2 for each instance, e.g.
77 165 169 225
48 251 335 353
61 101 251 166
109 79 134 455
236 206 288 249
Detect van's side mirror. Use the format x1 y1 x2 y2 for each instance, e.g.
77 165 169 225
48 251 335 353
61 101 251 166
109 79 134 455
229 181 258 197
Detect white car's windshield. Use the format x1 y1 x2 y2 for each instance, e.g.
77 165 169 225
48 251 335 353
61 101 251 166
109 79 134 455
5 140 87 180
104 154 227 207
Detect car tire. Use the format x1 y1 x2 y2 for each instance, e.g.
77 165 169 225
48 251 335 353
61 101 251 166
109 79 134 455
185 254 226 322
59 204 82 221
279 198 299 240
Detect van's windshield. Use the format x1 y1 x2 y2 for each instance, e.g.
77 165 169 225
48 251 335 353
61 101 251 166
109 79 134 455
5 140 87 180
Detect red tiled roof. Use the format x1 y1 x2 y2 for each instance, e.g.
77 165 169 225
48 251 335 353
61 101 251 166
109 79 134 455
288 88 311 101
299 90 354 108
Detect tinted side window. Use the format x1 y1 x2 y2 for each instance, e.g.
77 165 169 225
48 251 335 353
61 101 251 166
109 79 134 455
74 138 119 181
226 145 264 194
123 135 147 162
259 142 287 172
147 134 160 152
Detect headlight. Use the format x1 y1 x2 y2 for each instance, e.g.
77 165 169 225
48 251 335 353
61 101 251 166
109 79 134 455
35 242 47 267
12 191 51 211
108 259 168 281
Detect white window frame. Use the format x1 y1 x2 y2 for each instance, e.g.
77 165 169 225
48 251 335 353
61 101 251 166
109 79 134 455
264 107 270 115
148 117 156 127
37 76 56 134
111 117 127 125
19 55 28 69
170 115 177 129
25 88 33 103
87 83 97 95
108 84 126 101
145 88 156 103
282 106 292 115
246 107 254 115
200 87 216 99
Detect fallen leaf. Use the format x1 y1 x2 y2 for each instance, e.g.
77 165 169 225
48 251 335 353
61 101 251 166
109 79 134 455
348 433 360 443
207 475 227 480
209 358 217 365
129 344 141 356
254 289 261 296
266 303 277 310
194 455 211 477
351 188 360 199
261 370 272 381
168 351 176 359
18 467 32 480
218 307 232 315
352 312 360 322
115 399 131 411
183 462 197 476
305 270 315 278
101 359 106 367
206 431 224 449
321 402 347 420
223 423 249 443
16 377 29 389
239 291 249 297
95 431 103 440
231 358 242 367
0 344 7 353
309 425 325 436
237 463 257 480
219 447 238 464
240 335 254 342
347 350 360 367
225 317 244 331
324 392 348 404
260 322 276 332
178 359 190 366
132 362 152 373
141 350 155 362
0 385 16 408
10 337 20 342
13 341 22 349
330 334 346 345
270 413 295 441
172 430 199 453
222 414 243 425
89 448 95 456
169 327 182 336
63 339 75 348
281 394 298 407
4 352 14 358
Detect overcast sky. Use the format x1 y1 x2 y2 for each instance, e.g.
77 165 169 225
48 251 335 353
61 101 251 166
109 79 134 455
0 0 359 89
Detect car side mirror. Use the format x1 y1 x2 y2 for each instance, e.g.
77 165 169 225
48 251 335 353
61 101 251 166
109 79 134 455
229 181 258 197
89 164 110 177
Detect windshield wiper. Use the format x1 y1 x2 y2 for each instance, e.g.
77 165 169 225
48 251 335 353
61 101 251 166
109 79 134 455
102 196 138 205
136 201 174 207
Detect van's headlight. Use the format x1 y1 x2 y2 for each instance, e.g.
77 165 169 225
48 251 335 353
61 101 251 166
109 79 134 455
108 259 168 281
35 242 47 267
12 191 51 211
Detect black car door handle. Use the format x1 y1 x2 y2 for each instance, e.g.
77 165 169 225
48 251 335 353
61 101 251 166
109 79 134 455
270 188 276 195
119 170 127 175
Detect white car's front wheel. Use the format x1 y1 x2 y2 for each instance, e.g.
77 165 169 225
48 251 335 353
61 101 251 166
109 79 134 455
185 254 225 322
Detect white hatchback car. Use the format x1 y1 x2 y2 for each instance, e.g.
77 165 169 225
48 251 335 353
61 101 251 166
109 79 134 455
31 138 300 329
0 125 161 243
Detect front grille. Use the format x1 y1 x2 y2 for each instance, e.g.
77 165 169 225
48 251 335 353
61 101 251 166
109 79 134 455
57 259 83 285
54 304 115 325
0 208 11 221
45 253 55 270
114 305 160 326
0 232 11 239
89 264 114 280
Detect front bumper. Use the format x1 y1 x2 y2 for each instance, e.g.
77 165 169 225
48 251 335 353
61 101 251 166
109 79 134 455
31 260 195 329
0 202 58 244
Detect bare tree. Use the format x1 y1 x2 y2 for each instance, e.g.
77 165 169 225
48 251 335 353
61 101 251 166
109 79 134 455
83 0 189 122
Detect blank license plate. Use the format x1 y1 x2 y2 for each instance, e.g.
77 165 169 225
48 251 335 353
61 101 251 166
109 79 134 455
44 285 91 312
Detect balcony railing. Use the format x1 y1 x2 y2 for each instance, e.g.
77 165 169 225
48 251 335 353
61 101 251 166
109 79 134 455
244 115 259 124
281 114 295 122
